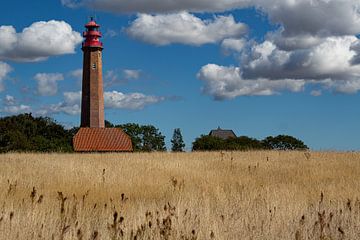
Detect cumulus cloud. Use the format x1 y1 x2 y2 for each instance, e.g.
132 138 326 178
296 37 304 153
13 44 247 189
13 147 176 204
62 0 360 44
61 0 251 13
221 38 246 54
259 1 360 39
61 0 83 8
105 29 118 38
37 91 81 116
123 69 141 80
198 64 305 100
4 105 31 114
34 73 64 96
1 95 31 114
62 0 360 97
198 0 360 100
38 90 165 115
332 80 360 94
126 12 247 46
104 91 165 110
60 0 360 36
0 61 12 91
64 91 82 105
103 70 120 87
100 69 142 88
4 95 15 105
69 69 83 80
318 79 360 95
0 20 82 62
310 90 322 97
199 35 360 99
242 36 360 80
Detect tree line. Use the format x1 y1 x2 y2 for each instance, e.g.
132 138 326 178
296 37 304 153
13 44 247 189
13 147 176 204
0 114 308 152
192 135 308 151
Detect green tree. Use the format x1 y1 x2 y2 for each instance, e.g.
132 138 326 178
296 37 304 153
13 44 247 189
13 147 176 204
171 128 185 152
0 113 74 152
115 123 143 151
192 135 225 151
262 135 308 150
226 136 264 151
116 123 166 152
142 125 166 152
105 120 114 128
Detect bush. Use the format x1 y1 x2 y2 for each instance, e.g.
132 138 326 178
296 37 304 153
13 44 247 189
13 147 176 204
115 123 166 152
192 135 225 151
192 134 309 151
226 136 264 151
0 113 73 152
262 135 309 150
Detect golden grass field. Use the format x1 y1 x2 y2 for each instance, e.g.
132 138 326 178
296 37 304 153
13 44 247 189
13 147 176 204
0 151 360 240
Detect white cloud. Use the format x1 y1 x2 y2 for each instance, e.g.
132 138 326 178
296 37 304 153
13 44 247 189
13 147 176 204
2 95 31 114
104 70 122 87
64 91 81 105
126 12 247 46
69 69 82 80
0 61 12 91
333 80 360 94
104 91 165 110
0 20 82 62
242 36 360 80
34 73 64 96
259 1 360 40
123 69 141 79
61 0 360 97
105 29 118 38
318 79 360 95
198 64 305 100
61 0 251 13
4 95 15 105
310 90 322 97
104 69 142 87
199 35 360 99
268 31 324 51
37 91 81 116
48 69 144 99
4 105 31 114
221 38 246 54
37 103 80 116
62 0 360 47
61 0 83 8
59 0 360 39
37 90 165 115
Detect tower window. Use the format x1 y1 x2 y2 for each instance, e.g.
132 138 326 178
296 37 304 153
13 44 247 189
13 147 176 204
92 63 96 69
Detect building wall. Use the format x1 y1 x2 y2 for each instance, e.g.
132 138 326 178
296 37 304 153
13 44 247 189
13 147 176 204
81 47 105 128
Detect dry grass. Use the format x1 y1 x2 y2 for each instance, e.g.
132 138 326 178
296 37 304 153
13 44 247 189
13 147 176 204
0 151 360 239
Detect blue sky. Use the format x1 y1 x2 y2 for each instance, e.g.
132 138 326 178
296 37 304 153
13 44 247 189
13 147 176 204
1 0 360 151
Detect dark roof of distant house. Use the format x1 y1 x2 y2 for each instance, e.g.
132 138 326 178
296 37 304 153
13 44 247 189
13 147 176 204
73 128 133 152
209 127 237 140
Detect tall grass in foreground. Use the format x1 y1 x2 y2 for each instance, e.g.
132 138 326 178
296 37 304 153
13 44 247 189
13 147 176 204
0 151 360 239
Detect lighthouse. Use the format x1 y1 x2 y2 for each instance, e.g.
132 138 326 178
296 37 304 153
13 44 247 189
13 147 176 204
81 17 105 128
73 18 133 152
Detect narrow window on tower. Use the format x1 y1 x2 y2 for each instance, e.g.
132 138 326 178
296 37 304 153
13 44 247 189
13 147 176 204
92 63 96 69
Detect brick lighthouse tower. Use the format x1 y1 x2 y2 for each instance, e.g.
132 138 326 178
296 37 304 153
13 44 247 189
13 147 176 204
73 18 133 152
81 17 104 128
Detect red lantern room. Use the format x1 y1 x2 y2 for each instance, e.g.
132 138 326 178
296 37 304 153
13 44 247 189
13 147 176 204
82 17 103 48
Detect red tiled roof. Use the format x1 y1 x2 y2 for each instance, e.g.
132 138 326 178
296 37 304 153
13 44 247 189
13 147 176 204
73 128 133 152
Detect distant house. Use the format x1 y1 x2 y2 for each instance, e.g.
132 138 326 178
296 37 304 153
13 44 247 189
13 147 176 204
209 127 237 140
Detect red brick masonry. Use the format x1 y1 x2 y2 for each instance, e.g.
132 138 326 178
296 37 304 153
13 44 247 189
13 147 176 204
73 128 133 152
81 48 105 128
